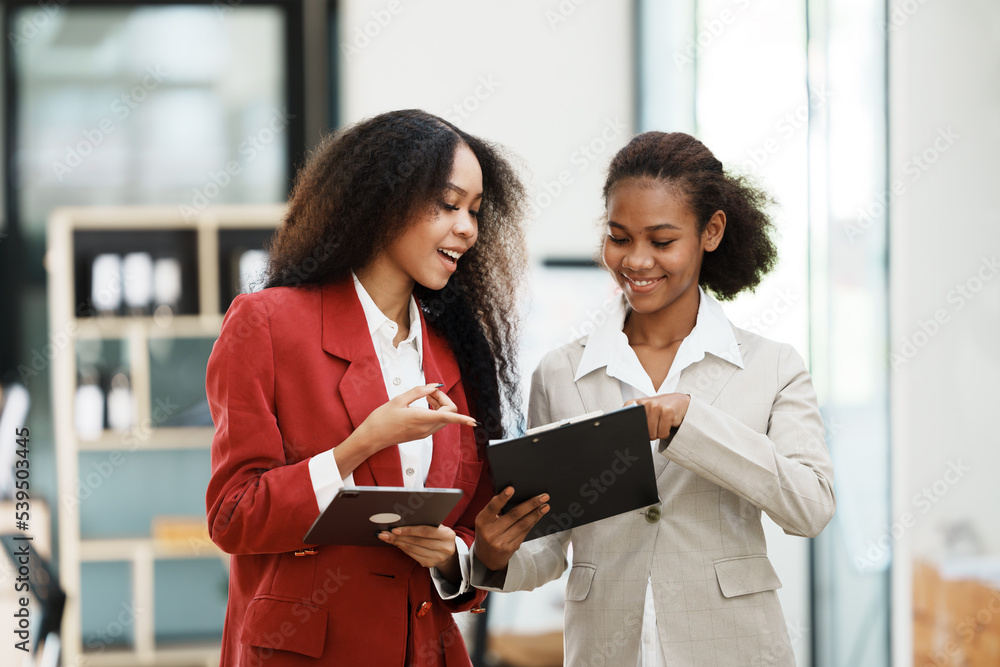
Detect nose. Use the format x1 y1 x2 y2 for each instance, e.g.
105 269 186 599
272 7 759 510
453 213 478 244
622 250 654 271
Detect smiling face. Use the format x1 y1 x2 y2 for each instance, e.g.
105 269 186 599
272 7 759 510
382 143 483 291
602 178 725 316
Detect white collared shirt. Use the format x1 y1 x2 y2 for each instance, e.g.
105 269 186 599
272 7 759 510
307 273 470 598
575 287 743 667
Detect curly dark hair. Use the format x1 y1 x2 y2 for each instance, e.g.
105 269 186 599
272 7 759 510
602 132 777 300
265 109 528 442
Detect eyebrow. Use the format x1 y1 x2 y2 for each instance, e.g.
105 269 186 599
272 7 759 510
607 221 681 232
446 183 483 199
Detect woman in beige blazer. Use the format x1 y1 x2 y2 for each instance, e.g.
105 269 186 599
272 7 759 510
471 132 836 667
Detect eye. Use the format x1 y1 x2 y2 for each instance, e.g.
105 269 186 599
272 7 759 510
607 235 628 245
469 209 480 219
442 203 459 211
652 240 675 248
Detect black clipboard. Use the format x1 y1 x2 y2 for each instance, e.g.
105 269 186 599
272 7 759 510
303 487 464 547
486 404 659 541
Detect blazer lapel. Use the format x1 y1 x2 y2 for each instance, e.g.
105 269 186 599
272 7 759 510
322 280 403 487
675 350 740 407
569 343 625 414
420 306 463 489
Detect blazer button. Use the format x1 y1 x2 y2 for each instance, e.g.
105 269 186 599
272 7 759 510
416 601 432 618
645 506 661 524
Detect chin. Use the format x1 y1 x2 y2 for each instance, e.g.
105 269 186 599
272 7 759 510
416 274 452 292
623 298 663 315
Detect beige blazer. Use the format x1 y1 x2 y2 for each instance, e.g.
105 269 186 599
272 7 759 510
472 325 835 667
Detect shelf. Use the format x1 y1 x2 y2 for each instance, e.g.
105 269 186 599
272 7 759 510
74 315 225 340
77 642 221 667
79 537 225 563
76 427 215 451
49 205 280 666
52 204 285 231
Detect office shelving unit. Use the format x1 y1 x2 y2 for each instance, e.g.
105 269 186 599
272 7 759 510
48 205 283 666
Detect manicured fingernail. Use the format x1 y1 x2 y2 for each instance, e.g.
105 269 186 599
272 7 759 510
433 383 445 387
392 528 402 535
378 532 390 540
540 505 549 514
505 487 514 495
540 494 549 503
472 421 482 427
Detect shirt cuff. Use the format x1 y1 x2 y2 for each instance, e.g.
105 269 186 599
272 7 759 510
309 449 348 512
430 536 470 600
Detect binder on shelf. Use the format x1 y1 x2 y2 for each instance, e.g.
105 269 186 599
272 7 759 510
304 487 464 547
486 404 659 541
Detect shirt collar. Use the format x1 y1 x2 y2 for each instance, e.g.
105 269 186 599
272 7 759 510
352 272 423 357
574 286 743 384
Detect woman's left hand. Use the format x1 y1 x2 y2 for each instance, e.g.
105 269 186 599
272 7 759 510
378 525 460 580
625 393 692 441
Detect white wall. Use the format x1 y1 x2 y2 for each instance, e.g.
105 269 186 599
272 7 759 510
890 0 1000 663
338 0 635 260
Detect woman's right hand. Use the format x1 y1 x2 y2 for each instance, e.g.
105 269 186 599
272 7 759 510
333 384 477 479
358 383 477 453
474 487 550 572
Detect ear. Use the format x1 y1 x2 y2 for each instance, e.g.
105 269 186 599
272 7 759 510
702 210 726 252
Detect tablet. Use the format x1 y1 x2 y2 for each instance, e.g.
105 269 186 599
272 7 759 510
303 486 464 547
486 404 659 541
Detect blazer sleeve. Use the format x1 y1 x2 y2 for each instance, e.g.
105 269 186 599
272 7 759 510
471 357 571 592
661 343 836 538
436 457 492 612
205 293 321 555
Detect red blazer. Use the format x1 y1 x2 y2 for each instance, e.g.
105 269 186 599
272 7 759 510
206 278 492 666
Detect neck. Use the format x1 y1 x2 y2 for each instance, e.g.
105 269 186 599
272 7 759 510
624 286 701 348
354 260 415 331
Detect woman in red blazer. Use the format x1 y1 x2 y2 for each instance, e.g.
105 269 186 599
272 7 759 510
205 110 528 666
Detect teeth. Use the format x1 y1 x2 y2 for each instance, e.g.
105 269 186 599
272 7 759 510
626 275 659 287
439 249 462 259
